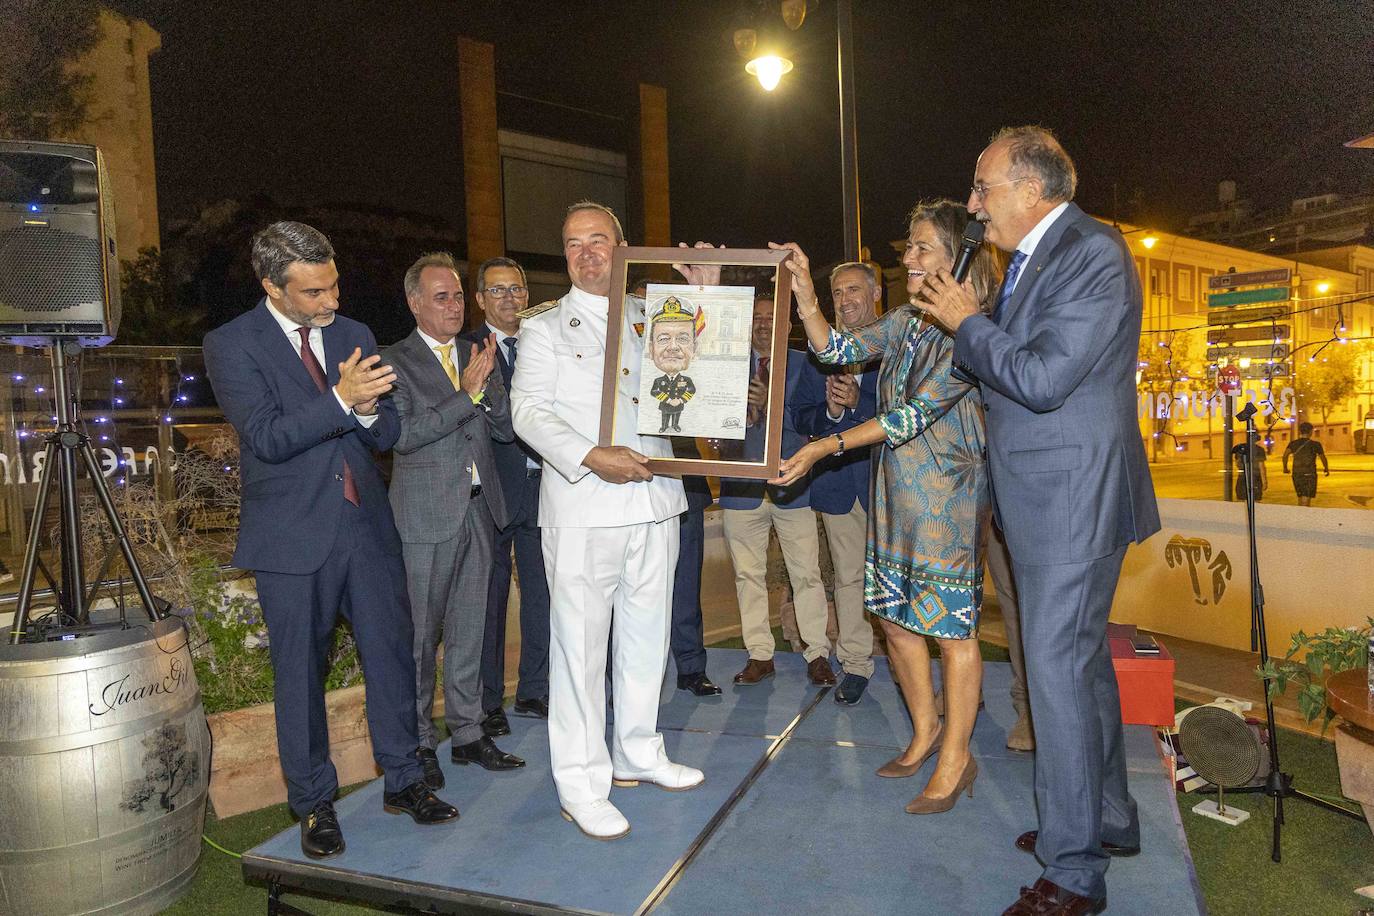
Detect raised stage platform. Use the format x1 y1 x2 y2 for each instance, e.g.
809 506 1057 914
242 649 1205 915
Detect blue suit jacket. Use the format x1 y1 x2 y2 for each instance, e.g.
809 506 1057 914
461 327 541 528
718 349 811 510
952 203 1160 566
204 300 403 574
792 352 878 514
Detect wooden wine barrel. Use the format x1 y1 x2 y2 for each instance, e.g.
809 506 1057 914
0 616 209 915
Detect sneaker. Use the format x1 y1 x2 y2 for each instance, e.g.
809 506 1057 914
834 673 869 705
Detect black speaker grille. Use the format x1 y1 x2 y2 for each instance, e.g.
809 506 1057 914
0 225 104 312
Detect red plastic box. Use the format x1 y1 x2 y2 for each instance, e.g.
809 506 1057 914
1109 637 1176 727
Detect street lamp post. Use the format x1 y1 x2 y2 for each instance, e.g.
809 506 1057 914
741 0 862 261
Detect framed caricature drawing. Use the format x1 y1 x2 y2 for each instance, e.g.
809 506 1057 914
598 246 793 480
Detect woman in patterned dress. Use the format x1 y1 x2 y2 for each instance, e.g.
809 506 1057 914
770 200 1002 813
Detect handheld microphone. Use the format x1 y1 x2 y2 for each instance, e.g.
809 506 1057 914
951 218 985 283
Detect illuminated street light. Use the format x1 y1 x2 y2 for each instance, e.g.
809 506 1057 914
1315 280 1331 294
746 54 793 91
1141 234 1159 249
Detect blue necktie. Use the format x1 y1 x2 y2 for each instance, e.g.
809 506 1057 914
993 250 1028 324
504 336 518 366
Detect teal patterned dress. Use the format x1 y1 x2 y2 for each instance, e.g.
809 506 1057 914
814 305 989 639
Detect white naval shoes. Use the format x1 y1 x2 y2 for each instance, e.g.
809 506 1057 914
560 799 631 841
612 762 705 792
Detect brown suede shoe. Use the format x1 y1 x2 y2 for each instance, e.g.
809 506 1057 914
807 656 837 686
733 658 776 685
1002 878 1105 915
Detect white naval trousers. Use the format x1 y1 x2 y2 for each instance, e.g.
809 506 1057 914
542 518 679 806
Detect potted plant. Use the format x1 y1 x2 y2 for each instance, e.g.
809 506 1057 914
1259 619 1371 733
1260 618 1374 834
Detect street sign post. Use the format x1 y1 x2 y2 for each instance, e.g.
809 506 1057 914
1206 304 1289 326
1208 268 1291 290
1209 343 1290 362
1208 324 1289 343
1207 286 1289 309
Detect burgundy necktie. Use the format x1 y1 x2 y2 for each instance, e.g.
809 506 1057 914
296 327 360 506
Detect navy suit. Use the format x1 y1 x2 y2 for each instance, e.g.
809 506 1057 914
792 354 878 514
953 203 1160 900
461 327 550 710
718 349 811 509
204 300 423 815
670 436 714 678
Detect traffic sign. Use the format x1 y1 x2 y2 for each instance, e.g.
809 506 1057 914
1217 365 1241 394
1210 343 1289 361
1241 362 1289 379
1208 324 1289 344
1207 287 1289 308
1206 304 1288 326
1208 268 1291 290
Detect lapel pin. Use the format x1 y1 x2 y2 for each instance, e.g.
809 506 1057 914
569 317 581 327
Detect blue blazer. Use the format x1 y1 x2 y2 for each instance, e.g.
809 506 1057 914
204 300 403 574
792 352 878 515
952 203 1160 566
718 349 811 510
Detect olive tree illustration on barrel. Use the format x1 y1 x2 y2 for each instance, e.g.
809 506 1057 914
120 721 202 814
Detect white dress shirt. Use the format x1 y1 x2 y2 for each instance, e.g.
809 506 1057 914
264 300 377 427
1007 201 1071 296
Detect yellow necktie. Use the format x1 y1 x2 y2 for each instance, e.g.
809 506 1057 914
436 344 459 389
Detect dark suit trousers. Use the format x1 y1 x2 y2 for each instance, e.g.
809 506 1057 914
256 503 423 817
481 476 550 711
406 493 495 749
1017 546 1139 900
670 507 709 677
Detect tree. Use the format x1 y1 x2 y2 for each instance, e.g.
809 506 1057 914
0 0 102 140
119 721 201 814
1294 342 1361 426
1137 329 1204 458
118 246 207 345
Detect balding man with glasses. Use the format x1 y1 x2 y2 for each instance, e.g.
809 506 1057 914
463 257 552 738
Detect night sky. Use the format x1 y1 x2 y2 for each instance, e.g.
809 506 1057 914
118 0 1373 269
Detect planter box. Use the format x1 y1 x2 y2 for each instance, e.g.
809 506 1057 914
207 684 399 818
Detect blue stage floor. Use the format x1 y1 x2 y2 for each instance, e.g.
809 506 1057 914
243 649 1205 915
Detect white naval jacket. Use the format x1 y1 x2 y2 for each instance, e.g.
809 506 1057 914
510 285 687 528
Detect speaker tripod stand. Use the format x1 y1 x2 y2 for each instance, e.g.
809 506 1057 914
8 339 164 644
1232 400 1362 861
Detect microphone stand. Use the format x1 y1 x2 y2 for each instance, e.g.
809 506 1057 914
1235 401 1361 862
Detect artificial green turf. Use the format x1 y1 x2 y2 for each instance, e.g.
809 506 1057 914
168 639 1371 915
1172 706 1374 916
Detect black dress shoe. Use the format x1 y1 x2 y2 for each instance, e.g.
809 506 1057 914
513 696 549 718
382 781 459 824
452 736 526 771
300 800 345 859
1015 829 1140 858
416 747 444 790
677 672 723 697
481 707 511 737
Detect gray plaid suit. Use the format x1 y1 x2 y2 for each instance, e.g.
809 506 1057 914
385 328 513 749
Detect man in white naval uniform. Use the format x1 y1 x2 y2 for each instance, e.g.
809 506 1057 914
510 201 704 840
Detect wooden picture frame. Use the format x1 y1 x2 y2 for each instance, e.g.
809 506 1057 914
598 246 793 479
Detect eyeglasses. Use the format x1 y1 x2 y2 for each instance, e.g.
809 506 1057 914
969 176 1032 200
483 285 528 298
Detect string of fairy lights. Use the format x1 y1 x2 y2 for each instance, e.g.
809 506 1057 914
7 349 203 490
1137 290 1372 455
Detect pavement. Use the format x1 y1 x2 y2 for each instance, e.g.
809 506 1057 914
1145 451 1374 510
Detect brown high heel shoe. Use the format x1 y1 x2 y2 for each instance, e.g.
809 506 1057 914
876 724 943 778
904 756 978 814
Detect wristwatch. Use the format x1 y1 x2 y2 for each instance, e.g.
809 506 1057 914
833 433 846 456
